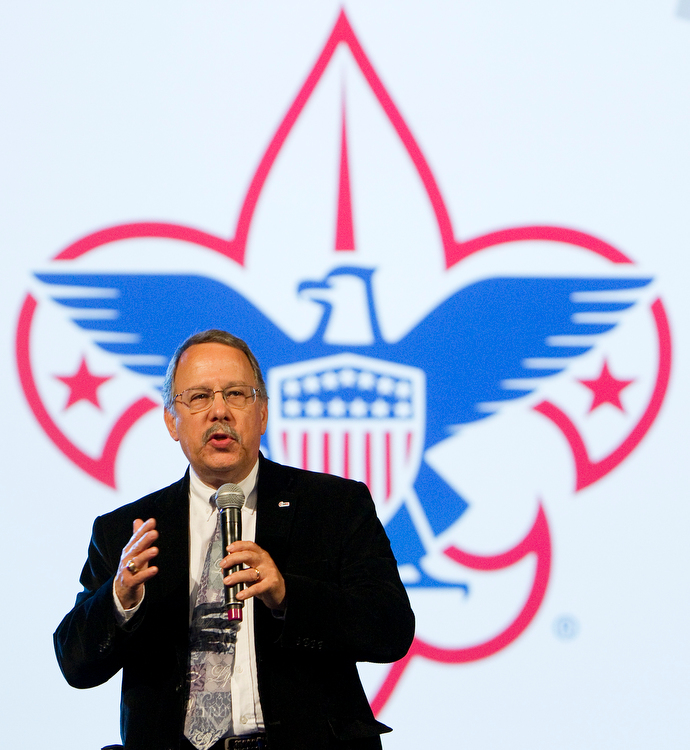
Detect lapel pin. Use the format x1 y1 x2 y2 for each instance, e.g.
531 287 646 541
278 501 290 508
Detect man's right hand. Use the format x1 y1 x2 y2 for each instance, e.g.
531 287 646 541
114 518 159 610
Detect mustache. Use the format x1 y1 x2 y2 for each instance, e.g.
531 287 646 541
203 423 241 445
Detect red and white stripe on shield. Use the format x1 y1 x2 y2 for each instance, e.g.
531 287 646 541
267 353 425 524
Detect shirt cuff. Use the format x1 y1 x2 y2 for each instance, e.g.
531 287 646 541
112 579 145 625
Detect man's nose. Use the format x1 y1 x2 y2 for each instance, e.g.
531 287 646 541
209 390 234 419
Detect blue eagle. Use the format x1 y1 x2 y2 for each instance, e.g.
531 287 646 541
37 266 650 588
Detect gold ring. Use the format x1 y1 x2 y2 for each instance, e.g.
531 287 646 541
254 567 261 581
125 559 139 575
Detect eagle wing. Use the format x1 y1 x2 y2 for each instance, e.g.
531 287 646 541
35 272 304 381
390 276 651 446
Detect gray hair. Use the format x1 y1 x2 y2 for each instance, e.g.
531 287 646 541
162 329 267 412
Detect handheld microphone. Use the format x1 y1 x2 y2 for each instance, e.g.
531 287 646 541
213 483 246 621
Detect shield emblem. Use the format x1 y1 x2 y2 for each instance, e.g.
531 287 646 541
267 353 426 525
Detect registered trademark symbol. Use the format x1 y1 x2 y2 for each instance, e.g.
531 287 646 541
553 615 580 639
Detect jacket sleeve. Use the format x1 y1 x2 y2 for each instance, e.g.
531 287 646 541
53 515 146 689
278 479 415 664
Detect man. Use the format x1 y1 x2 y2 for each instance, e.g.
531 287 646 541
54 329 415 750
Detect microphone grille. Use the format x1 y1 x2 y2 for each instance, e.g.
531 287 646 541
214 483 245 510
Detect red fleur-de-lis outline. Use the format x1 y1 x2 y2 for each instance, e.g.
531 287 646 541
16 9 671 712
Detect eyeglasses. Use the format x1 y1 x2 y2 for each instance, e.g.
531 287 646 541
174 385 260 413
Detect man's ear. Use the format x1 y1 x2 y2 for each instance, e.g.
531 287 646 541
260 398 268 436
164 408 179 441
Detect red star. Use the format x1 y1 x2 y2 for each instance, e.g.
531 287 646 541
55 356 113 410
578 360 634 413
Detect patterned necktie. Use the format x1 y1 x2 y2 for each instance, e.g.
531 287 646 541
184 513 240 750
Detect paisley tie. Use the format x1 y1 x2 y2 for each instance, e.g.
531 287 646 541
184 514 240 750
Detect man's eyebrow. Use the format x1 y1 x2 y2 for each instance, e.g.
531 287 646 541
183 382 254 390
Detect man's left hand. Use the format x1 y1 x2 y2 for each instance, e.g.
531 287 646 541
221 541 286 611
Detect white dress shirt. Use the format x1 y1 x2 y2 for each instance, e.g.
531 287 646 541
188 463 264 736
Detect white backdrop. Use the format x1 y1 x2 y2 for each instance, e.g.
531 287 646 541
1 3 689 748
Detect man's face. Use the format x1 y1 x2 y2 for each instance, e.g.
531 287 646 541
164 343 268 488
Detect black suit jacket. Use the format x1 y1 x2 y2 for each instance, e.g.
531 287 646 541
54 456 415 749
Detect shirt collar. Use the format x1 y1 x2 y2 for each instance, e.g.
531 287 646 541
188 459 260 516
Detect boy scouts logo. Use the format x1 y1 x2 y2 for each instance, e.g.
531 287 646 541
16 11 671 712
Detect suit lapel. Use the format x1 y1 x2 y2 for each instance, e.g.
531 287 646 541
255 455 297 571
149 472 190 621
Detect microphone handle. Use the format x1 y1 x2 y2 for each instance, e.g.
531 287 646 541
219 506 244 621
